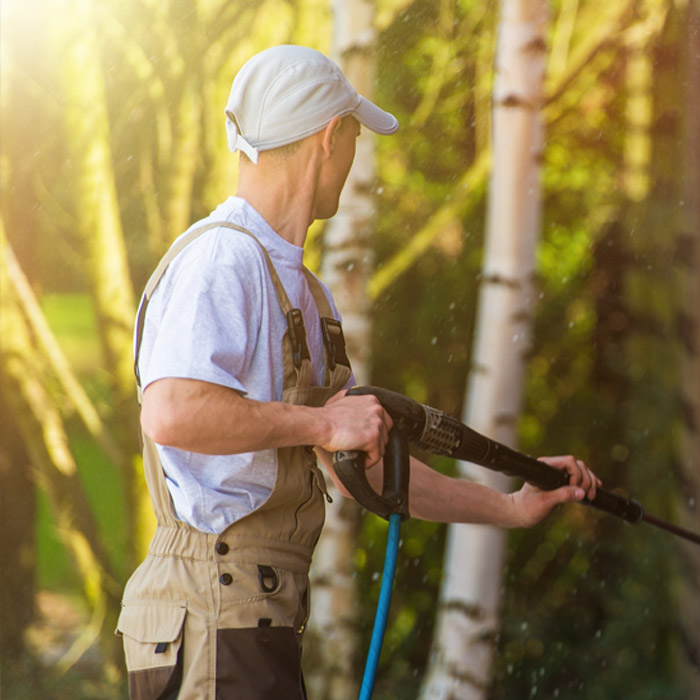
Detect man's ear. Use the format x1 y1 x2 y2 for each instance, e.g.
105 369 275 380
320 116 343 156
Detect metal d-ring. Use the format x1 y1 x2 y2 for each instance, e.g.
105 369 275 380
257 564 279 593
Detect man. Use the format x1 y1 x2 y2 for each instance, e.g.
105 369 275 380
117 45 599 700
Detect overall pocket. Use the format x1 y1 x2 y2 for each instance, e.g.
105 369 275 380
116 600 187 700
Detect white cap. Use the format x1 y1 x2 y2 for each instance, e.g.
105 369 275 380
225 45 399 163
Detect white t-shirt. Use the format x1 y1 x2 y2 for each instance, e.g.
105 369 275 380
137 197 352 533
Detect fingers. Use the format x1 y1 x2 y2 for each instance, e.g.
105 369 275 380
361 397 393 469
320 393 393 469
569 457 593 498
513 455 603 527
537 455 602 501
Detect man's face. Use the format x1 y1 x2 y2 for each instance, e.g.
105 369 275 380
315 117 360 220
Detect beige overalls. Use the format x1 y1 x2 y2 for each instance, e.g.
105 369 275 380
117 223 352 700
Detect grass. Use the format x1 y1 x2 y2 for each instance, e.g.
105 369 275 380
40 293 104 377
37 293 129 589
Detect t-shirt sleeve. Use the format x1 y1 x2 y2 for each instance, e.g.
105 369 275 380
138 242 265 395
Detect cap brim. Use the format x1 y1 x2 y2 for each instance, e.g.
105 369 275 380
354 96 399 135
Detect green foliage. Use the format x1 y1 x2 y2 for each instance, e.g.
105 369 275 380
363 1 689 698
1 0 695 697
492 518 683 700
373 0 493 413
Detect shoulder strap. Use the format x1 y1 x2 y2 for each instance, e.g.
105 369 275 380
302 268 350 370
301 268 333 317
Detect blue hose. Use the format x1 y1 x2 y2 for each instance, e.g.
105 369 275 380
358 512 402 700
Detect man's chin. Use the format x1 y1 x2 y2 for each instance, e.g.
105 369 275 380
314 205 340 222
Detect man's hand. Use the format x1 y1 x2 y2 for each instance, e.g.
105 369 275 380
317 390 393 469
507 455 602 528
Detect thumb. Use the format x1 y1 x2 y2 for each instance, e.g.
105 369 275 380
535 485 586 514
551 485 586 505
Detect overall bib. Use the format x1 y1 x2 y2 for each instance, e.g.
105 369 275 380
118 223 352 700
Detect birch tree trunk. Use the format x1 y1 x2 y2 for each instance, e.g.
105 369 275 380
420 2 548 697
322 0 377 381
306 1 376 696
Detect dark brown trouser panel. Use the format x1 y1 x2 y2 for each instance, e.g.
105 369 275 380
128 649 183 700
215 626 305 700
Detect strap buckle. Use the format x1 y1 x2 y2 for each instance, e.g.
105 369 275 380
321 318 350 370
286 309 310 369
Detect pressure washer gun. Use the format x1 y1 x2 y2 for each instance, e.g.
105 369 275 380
333 386 700 700
334 385 700 544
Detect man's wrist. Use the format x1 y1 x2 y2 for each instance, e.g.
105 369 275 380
496 492 524 529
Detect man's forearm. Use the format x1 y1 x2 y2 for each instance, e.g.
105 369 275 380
141 378 326 455
320 452 590 530
317 450 516 527
406 458 517 527
140 377 392 464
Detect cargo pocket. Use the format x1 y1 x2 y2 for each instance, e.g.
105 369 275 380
116 600 186 700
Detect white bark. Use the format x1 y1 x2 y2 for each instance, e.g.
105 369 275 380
321 0 376 382
420 1 548 698
306 1 376 698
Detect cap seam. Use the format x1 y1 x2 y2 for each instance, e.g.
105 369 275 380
257 60 337 138
261 69 350 116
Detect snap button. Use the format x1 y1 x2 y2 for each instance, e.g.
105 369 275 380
215 542 229 555
219 573 233 586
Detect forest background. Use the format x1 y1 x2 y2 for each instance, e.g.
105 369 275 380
1 0 699 699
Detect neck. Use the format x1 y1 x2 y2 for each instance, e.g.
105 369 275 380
236 143 322 248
